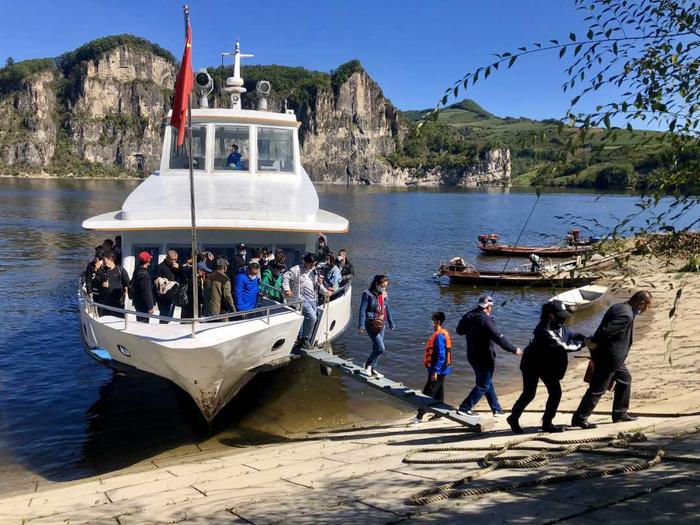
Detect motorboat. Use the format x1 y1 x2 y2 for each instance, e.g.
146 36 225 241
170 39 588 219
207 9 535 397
79 42 352 422
550 285 608 311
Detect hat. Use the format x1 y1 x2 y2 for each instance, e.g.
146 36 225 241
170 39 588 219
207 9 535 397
477 295 494 308
236 243 247 251
549 300 572 319
138 251 153 263
197 261 213 273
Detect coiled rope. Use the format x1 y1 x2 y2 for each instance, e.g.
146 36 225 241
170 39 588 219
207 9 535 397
403 432 699 506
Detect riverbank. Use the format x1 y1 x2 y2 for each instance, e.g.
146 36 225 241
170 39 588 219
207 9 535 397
1 255 698 523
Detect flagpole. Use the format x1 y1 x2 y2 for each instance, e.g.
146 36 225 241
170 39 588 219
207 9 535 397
184 5 198 337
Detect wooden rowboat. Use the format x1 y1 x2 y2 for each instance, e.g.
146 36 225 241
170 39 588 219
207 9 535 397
550 285 608 311
438 262 596 288
478 243 593 258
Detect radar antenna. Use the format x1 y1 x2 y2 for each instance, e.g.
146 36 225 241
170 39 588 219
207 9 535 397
221 40 254 110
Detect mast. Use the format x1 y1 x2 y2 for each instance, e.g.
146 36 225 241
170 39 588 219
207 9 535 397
222 40 254 110
184 5 198 337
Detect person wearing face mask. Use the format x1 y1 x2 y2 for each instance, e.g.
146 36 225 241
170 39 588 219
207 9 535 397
282 253 330 349
507 300 586 433
337 248 355 285
230 243 247 278
358 274 395 378
571 290 652 429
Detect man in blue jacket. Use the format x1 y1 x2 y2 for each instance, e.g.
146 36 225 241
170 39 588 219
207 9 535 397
456 295 523 417
409 311 452 425
234 260 260 312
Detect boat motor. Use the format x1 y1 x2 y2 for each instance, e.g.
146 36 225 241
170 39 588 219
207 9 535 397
256 80 271 111
195 69 213 108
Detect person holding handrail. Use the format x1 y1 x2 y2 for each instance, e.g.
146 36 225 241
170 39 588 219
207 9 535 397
93 251 129 319
358 274 395 378
204 258 235 319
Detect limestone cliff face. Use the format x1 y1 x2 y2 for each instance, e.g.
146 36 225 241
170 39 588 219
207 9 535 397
393 149 512 187
298 70 404 184
0 39 511 186
66 47 176 172
0 69 57 166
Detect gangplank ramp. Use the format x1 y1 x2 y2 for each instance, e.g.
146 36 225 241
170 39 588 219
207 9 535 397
298 347 493 432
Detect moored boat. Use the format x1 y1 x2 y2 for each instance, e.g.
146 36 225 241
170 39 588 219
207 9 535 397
437 259 596 288
79 40 352 422
550 284 608 311
478 243 593 257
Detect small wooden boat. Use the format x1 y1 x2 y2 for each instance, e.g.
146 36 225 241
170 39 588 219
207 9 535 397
478 243 592 258
438 260 596 288
550 285 608 311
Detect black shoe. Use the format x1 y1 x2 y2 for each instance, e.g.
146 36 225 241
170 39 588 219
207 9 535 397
300 338 312 350
612 413 638 423
506 414 523 434
542 423 564 433
571 416 597 430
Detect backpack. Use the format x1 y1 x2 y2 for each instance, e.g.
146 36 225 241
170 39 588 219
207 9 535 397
171 283 189 307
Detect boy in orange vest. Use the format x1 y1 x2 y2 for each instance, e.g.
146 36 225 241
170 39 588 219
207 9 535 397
409 311 452 425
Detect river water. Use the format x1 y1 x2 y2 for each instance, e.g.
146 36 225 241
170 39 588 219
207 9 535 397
0 178 693 493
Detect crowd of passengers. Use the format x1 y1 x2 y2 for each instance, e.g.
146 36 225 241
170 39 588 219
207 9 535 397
84 234 354 347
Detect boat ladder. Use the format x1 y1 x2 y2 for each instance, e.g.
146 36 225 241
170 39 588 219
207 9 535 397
297 347 493 432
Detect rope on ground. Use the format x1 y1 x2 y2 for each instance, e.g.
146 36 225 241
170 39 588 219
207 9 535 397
402 432 700 506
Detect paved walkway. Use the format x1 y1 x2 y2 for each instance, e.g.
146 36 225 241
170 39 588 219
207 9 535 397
0 410 698 524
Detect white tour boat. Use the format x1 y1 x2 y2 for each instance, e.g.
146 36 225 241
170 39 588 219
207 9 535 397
79 42 352 422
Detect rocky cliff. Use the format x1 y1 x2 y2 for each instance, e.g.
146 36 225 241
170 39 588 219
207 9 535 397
0 36 511 186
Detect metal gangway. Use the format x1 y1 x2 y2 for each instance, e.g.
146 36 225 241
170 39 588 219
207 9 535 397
297 346 493 432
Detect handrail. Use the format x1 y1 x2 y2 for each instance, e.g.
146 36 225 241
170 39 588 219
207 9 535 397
78 276 352 326
79 280 303 325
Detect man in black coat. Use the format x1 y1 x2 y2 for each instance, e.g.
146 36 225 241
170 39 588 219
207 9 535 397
456 295 523 416
131 251 156 322
230 243 247 278
93 251 129 318
571 290 653 429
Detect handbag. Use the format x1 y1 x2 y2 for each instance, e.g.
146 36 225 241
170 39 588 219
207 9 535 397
367 315 385 334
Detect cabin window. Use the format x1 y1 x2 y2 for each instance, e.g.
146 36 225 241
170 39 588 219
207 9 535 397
213 125 250 171
257 127 294 173
169 125 207 170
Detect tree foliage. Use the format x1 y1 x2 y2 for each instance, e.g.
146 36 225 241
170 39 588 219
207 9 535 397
431 0 700 199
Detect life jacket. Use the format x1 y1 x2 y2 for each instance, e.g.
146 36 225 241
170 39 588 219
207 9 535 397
424 327 452 368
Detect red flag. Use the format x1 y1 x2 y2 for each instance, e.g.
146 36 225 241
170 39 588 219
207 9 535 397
170 22 193 147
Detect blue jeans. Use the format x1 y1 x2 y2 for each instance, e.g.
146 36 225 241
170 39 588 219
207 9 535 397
301 299 318 340
364 326 386 368
460 363 502 413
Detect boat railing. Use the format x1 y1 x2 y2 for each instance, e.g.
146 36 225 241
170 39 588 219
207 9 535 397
78 280 303 330
78 276 352 331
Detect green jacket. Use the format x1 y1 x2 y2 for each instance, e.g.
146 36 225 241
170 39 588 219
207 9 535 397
260 269 283 301
203 270 235 316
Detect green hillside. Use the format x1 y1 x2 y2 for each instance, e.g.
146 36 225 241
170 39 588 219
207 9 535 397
397 99 668 189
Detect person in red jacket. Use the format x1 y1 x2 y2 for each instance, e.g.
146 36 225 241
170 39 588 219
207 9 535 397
409 311 452 425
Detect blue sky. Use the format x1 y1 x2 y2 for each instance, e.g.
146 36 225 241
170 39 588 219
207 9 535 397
2 1 614 120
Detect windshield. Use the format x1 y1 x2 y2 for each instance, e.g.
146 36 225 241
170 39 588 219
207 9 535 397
257 127 294 173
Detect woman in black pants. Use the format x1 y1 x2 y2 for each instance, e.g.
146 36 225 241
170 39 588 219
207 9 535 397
507 300 586 433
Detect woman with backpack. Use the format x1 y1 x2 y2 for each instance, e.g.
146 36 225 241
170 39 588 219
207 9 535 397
358 274 395 378
507 300 587 433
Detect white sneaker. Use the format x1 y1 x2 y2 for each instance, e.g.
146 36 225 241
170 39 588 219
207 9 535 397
456 409 476 417
407 417 423 426
492 411 508 418
371 368 385 379
361 365 373 376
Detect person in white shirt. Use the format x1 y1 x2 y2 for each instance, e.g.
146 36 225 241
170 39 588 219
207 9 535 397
282 253 330 349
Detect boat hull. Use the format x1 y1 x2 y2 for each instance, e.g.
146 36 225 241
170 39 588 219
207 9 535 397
478 244 593 257
438 265 595 288
79 286 352 422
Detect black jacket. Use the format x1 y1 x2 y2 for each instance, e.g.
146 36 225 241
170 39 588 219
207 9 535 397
456 307 517 367
230 254 246 277
522 320 584 380
130 267 155 312
93 266 129 308
154 260 180 283
591 302 636 368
